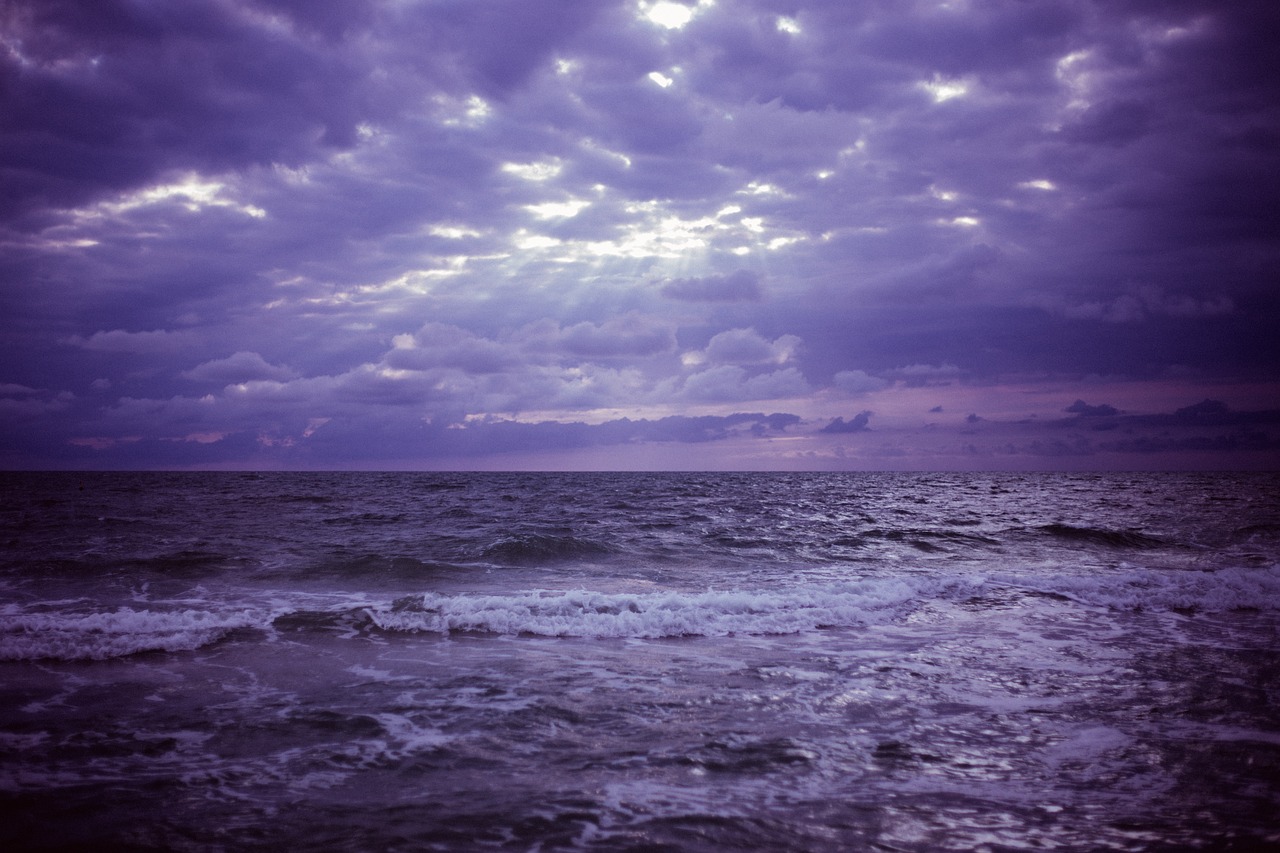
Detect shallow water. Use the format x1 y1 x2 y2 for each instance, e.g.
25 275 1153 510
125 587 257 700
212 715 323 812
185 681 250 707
2 471 1278 850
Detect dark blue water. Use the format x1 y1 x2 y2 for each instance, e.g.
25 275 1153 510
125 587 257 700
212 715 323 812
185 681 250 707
2 472 1278 850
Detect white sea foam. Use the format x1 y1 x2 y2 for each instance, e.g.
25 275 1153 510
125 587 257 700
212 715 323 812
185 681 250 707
364 579 976 638
0 607 264 661
3 564 1271 661
364 563 1279 640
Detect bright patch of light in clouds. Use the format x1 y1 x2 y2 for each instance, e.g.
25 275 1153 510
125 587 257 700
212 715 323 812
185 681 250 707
430 224 484 239
920 75 970 103
581 139 633 168
436 94 492 127
640 1 698 29
525 199 591 219
512 230 562 250
740 181 783 196
501 160 563 181
86 174 266 219
1055 50 1095 111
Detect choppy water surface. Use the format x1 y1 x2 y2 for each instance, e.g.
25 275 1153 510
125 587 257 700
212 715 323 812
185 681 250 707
1 471 1278 851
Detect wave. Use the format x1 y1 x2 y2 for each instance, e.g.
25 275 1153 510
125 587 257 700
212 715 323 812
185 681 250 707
1037 523 1167 549
479 533 615 565
5 563 1275 660
321 513 408 526
306 553 458 579
365 564 1280 639
1234 522 1280 541
1012 564 1280 613
0 607 263 661
364 580 968 639
836 528 1003 552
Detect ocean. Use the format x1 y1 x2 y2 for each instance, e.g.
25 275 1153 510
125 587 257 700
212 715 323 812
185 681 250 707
1 471 1278 851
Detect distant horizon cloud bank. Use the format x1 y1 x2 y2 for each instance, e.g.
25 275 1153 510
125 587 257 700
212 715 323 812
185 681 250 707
10 396 1277 471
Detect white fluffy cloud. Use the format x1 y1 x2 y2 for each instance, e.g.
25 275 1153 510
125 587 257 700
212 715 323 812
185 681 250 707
698 329 801 366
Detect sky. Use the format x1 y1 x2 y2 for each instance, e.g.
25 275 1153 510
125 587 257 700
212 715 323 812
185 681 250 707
2 0 1279 470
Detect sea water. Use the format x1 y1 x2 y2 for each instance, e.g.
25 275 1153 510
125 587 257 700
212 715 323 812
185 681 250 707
1 471 1277 851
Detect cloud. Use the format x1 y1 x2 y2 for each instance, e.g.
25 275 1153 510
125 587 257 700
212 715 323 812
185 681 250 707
1175 399 1230 420
0 383 40 396
182 351 296 383
680 365 809 403
556 315 676 359
0 0 375 227
820 412 872 434
660 269 762 301
1059 285 1235 324
884 364 964 387
833 369 889 394
700 329 800 366
608 412 800 444
63 329 197 354
385 324 519 374
0 384 73 418
1065 400 1119 417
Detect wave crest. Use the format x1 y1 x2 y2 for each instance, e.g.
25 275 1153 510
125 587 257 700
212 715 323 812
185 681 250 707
364 581 943 639
1039 523 1166 549
479 533 615 565
0 607 262 661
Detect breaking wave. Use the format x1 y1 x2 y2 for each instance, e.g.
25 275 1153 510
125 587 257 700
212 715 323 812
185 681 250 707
364 581 942 638
0 607 263 661
363 564 1280 638
4 564 1275 660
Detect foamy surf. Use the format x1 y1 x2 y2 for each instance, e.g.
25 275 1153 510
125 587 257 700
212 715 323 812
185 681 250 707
6 562 1276 660
0 607 263 661
365 563 1280 639
363 581 959 638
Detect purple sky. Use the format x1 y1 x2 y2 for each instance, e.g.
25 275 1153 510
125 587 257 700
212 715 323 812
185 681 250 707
3 0 1279 470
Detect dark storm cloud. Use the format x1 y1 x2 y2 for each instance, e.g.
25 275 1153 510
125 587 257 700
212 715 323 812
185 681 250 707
0 0 374 228
1065 400 1119 418
820 412 872 434
1038 400 1280 462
